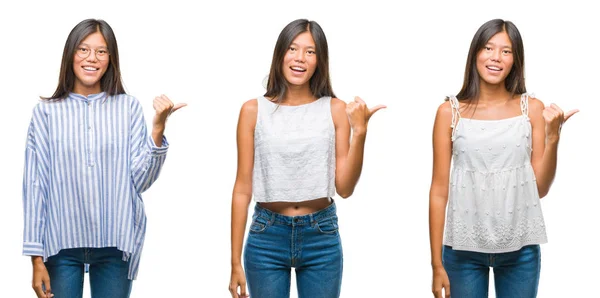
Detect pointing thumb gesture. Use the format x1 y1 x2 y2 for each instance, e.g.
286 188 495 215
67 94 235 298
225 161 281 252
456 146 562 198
346 96 386 132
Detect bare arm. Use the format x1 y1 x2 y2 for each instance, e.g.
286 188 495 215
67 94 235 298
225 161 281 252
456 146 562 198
228 99 257 298
332 97 385 198
429 102 453 298
528 98 578 198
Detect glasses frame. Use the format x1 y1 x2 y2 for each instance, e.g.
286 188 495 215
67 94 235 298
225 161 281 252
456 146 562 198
75 45 110 61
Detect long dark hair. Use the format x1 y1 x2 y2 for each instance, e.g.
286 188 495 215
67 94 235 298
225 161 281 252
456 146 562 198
264 19 335 102
42 19 125 100
456 19 526 102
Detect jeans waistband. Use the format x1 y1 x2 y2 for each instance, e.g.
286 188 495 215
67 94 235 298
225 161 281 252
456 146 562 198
253 200 337 226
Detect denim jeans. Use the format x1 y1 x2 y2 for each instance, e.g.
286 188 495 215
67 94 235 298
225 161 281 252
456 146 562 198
443 245 541 298
44 247 132 298
244 201 343 298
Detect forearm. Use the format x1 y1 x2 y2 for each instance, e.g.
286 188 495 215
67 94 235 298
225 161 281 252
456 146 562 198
429 195 448 268
534 136 559 198
336 129 367 198
151 124 165 147
231 193 251 266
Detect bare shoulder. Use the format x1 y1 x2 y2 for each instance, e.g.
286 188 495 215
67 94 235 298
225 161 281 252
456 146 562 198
330 97 347 113
436 101 453 119
241 98 258 113
238 99 258 130
527 96 545 114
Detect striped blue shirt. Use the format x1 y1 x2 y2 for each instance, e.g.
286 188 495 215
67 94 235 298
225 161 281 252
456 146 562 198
22 92 168 280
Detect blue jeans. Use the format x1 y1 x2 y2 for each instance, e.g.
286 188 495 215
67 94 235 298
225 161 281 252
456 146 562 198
44 247 132 298
244 201 343 298
443 245 541 298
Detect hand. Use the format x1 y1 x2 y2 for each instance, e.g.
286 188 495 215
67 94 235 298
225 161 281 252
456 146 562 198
32 257 53 298
345 96 386 133
229 265 249 298
542 103 578 140
432 266 450 298
152 94 187 130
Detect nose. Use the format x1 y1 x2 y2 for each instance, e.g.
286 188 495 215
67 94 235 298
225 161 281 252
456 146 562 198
86 49 98 62
491 49 501 62
294 50 305 62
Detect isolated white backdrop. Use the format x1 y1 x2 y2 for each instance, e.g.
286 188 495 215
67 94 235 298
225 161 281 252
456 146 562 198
0 0 598 297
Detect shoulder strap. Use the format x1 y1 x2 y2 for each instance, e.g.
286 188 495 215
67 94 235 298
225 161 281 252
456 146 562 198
520 93 534 116
446 95 461 140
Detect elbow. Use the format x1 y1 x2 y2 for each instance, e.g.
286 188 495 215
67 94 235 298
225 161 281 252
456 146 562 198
537 185 549 199
336 187 354 199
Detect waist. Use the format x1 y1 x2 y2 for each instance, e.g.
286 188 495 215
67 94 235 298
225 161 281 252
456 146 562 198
255 197 335 221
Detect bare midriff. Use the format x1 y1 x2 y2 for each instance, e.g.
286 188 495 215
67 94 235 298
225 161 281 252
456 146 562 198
258 197 332 216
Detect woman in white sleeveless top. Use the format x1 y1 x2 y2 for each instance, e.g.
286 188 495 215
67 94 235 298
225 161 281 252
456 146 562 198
429 19 577 298
228 19 384 298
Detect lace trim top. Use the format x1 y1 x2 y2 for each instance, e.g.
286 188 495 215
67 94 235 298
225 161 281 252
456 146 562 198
444 93 548 253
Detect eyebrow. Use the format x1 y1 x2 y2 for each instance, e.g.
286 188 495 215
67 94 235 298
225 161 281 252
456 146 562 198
290 42 315 50
486 42 512 49
78 43 108 48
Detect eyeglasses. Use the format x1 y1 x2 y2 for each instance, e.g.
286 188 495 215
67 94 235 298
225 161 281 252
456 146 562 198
76 46 110 61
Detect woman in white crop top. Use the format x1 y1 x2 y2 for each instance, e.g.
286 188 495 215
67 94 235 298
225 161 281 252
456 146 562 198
428 19 578 298
228 19 384 298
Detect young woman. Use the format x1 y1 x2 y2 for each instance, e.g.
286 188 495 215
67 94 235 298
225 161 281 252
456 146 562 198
228 19 384 298
22 19 185 298
428 19 578 298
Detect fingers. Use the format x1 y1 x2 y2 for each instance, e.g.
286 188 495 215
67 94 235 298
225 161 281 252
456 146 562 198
564 109 579 122
153 94 174 112
44 277 53 298
240 281 249 298
354 96 366 105
172 103 188 113
368 104 387 116
228 283 238 298
444 283 451 298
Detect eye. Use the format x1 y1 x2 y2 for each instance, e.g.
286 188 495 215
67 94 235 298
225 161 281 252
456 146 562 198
289 46 297 52
78 47 89 53
502 49 512 55
484 46 492 51
97 49 108 55
307 50 316 55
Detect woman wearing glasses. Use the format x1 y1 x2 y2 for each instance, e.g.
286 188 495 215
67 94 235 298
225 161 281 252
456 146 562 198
22 19 185 298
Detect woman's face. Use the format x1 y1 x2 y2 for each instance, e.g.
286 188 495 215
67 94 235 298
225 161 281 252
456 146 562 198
476 31 514 86
72 31 109 95
281 31 317 87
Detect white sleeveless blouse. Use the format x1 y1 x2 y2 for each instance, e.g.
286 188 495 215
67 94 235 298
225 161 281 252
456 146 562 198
444 93 548 253
252 95 336 203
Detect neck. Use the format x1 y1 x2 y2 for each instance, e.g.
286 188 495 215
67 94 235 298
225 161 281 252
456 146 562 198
73 84 102 97
282 83 315 104
478 80 511 103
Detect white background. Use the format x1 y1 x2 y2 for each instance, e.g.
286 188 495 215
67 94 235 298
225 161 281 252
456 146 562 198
1 0 598 297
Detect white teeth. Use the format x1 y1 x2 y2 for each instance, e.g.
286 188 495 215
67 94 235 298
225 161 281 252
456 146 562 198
83 67 98 71
291 67 306 71
487 66 501 71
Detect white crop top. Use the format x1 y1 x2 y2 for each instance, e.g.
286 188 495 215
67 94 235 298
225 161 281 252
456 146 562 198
252 95 336 203
444 93 548 253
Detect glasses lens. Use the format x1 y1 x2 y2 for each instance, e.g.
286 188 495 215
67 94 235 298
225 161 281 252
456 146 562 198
76 47 90 59
96 49 109 61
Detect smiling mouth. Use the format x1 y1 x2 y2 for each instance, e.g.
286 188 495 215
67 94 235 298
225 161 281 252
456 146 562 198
486 66 502 71
290 66 306 72
82 66 99 71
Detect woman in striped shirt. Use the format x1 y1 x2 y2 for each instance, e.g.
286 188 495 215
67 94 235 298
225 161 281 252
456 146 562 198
23 19 185 298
